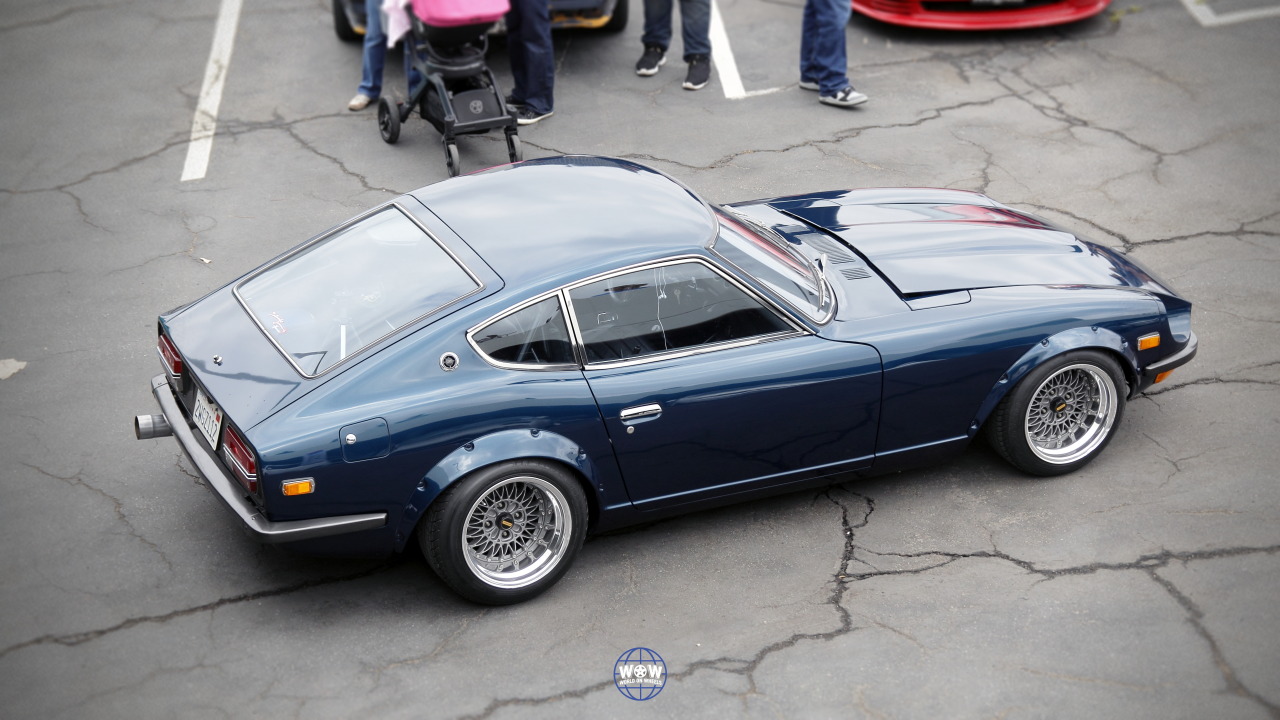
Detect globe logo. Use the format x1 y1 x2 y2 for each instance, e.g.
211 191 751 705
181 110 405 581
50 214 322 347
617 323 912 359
614 647 666 701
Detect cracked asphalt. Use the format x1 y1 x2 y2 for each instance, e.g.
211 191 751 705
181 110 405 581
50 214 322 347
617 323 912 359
2 0 1278 717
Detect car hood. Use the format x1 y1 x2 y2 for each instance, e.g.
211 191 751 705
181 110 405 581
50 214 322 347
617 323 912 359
767 189 1165 297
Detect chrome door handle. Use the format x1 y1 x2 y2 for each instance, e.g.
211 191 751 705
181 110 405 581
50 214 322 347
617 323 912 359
620 403 663 422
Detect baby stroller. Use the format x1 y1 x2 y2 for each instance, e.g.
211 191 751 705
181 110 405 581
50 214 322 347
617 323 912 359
377 0 522 176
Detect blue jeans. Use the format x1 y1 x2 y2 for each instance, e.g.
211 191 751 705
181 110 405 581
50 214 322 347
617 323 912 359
800 0 852 95
642 0 711 60
357 0 422 98
507 0 555 114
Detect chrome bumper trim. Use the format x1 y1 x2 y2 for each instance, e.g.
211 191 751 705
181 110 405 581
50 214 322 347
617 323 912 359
149 375 387 544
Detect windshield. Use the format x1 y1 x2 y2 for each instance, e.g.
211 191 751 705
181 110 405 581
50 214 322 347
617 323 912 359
711 209 834 323
236 205 481 376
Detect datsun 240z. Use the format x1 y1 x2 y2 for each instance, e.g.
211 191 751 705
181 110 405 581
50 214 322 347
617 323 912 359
135 156 1196 604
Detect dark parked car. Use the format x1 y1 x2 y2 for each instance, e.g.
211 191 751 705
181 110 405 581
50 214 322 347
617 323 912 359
135 156 1196 604
332 0 628 41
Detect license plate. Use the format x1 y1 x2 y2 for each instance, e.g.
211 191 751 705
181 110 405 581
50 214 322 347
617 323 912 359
193 388 223 450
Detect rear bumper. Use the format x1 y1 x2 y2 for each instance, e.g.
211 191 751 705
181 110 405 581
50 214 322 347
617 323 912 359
148 374 387 544
851 0 1108 30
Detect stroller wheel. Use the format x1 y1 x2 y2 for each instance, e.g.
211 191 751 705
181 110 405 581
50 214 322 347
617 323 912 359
444 142 461 177
378 98 400 144
506 133 522 164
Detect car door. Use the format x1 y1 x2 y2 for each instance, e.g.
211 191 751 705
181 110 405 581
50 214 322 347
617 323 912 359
567 259 881 511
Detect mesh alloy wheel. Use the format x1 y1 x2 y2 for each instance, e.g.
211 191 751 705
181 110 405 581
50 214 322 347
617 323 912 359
1024 363 1119 465
422 459 587 604
461 475 571 589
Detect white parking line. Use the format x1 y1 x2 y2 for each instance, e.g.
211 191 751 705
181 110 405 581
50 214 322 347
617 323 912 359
710 0 747 100
181 0 244 182
1179 0 1280 25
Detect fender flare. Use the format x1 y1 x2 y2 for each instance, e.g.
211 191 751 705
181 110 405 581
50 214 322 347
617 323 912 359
391 429 601 551
970 326 1138 436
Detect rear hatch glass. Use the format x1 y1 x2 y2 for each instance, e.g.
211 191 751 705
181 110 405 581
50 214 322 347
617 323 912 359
236 205 482 376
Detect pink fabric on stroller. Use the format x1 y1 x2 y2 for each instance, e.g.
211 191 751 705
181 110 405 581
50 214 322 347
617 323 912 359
411 0 509 27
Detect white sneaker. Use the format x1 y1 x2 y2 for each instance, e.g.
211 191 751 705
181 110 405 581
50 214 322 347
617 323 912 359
799 80 820 91
348 93 373 111
819 86 868 108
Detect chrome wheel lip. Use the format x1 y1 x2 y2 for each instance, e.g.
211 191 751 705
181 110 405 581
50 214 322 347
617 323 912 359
462 475 571 589
1024 363 1118 465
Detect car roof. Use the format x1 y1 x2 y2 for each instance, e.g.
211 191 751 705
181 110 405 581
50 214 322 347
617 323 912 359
408 156 719 291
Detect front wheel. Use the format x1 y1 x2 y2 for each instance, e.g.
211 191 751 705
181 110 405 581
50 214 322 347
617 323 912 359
444 141 460 176
421 460 587 604
986 350 1127 476
377 98 400 144
602 0 629 32
332 0 359 42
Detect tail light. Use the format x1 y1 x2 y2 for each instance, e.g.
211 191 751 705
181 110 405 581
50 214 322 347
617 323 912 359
222 424 259 494
158 333 184 379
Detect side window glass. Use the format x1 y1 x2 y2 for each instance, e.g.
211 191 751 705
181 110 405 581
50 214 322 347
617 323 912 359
473 296 575 366
569 262 793 364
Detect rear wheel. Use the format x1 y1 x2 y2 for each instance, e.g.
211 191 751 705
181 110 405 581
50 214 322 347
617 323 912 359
986 350 1126 476
421 460 587 604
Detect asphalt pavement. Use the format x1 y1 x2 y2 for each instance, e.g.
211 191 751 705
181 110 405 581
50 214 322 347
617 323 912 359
1 0 1278 717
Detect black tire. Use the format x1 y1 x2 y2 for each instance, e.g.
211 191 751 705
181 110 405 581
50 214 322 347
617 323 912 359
506 133 523 163
377 98 400 144
420 459 588 604
986 350 1127 476
602 0 629 32
332 0 360 42
444 142 461 176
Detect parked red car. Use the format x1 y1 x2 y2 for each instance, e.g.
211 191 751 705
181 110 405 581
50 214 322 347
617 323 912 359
851 0 1109 30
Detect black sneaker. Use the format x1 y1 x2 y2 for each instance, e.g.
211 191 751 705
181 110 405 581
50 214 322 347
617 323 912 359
635 45 667 76
504 93 526 110
683 55 711 91
515 107 554 125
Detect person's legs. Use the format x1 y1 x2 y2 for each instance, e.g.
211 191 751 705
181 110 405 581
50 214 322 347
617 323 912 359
641 0 675 50
799 0 819 86
357 0 386 98
799 0 850 95
677 0 711 60
508 0 555 119
403 37 424 99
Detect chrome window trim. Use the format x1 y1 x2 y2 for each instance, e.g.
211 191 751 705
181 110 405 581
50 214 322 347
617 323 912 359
467 256 810 373
234 202 485 378
708 217 837 326
576 331 801 371
564 256 809 371
466 291 580 372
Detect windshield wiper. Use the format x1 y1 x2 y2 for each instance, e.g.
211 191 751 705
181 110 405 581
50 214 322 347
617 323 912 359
806 253 829 311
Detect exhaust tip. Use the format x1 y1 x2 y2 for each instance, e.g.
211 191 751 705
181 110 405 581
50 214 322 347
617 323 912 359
135 414 172 440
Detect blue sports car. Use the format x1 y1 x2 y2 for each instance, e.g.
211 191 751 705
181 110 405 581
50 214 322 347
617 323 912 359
135 156 1196 604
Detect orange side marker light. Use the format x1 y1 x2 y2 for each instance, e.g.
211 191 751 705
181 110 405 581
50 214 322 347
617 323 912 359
282 479 315 496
